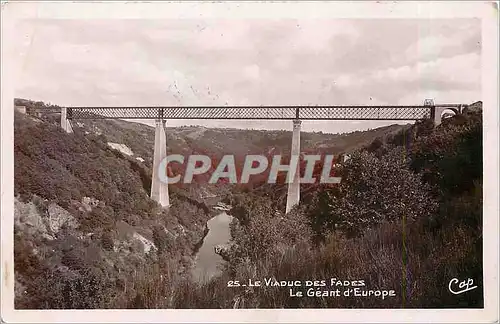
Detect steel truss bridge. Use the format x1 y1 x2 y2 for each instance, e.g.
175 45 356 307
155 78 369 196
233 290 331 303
27 101 468 211
56 104 466 121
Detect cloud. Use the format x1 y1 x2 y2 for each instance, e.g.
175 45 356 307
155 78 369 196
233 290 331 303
242 64 261 80
404 19 481 63
12 18 482 133
333 52 480 105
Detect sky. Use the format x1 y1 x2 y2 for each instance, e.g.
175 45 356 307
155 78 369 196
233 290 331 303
12 16 481 133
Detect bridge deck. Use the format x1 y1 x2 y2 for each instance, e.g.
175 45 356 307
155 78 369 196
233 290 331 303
34 104 466 121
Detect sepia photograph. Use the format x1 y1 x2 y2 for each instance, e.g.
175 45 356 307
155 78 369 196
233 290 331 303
1 1 498 323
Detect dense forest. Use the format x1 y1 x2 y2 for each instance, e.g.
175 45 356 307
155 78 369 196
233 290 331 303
13 99 482 308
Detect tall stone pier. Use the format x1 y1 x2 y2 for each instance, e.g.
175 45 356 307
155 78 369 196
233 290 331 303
286 119 301 214
60 107 73 133
151 119 170 208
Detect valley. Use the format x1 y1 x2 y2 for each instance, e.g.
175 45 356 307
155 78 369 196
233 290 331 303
13 98 484 309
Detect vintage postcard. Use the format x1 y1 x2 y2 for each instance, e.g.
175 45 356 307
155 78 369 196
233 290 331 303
1 1 498 323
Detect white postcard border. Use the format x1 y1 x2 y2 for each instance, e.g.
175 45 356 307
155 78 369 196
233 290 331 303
1 1 498 323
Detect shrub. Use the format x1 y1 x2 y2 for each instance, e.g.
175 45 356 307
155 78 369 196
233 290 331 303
306 147 437 238
21 267 114 309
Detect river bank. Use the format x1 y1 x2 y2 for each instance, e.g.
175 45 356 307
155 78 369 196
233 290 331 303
191 211 234 283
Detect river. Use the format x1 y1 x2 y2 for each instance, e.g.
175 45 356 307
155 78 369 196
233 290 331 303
191 212 233 282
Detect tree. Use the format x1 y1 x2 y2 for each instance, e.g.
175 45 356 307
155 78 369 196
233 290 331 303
227 195 312 271
410 111 482 197
307 148 437 238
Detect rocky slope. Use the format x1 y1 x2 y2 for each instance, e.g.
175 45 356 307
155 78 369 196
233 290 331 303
14 110 211 308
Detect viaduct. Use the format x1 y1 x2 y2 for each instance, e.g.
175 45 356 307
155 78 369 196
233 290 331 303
46 100 466 214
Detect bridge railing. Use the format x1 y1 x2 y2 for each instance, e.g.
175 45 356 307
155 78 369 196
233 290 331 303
59 105 441 121
29 104 468 121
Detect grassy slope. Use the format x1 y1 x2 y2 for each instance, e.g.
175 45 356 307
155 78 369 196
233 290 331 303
14 111 211 308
